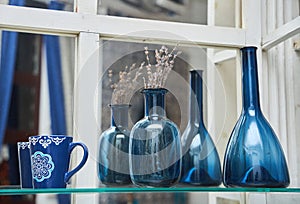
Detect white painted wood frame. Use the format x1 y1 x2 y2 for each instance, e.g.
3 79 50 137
0 4 246 48
72 32 100 204
0 0 299 203
71 0 100 202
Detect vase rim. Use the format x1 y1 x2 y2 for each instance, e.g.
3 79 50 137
190 69 204 73
141 88 168 93
109 104 131 108
241 46 257 51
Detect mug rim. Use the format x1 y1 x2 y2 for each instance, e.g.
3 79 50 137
17 141 30 144
29 135 73 138
17 141 30 149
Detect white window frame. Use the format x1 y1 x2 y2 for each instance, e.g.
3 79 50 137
1 0 300 204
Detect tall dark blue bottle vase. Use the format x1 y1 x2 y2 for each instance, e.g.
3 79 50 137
129 88 182 187
180 70 222 186
223 47 290 187
98 104 131 186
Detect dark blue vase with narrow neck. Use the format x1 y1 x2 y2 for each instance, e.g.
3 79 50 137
180 70 222 186
98 104 131 186
223 47 290 187
129 88 182 187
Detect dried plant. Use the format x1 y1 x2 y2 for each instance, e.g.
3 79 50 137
143 45 181 89
109 63 143 104
108 45 181 104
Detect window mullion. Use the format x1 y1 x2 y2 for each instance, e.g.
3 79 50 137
75 0 98 14
72 32 100 204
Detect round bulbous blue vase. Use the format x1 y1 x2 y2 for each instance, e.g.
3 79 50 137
180 70 222 186
223 47 290 187
129 88 182 187
98 104 131 186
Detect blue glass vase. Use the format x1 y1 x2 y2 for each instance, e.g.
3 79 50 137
129 88 182 187
223 47 290 187
98 104 131 186
180 70 222 186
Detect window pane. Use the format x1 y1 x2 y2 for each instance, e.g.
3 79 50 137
0 30 74 200
100 40 208 133
99 0 207 24
1 0 74 12
98 0 237 27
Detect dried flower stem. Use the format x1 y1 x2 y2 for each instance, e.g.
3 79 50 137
143 45 181 89
108 63 142 104
108 45 181 104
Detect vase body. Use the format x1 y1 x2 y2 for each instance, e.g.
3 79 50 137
129 88 182 187
223 47 290 187
180 70 222 186
98 104 131 185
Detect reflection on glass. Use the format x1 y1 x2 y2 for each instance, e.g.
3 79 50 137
0 29 74 204
1 0 73 11
129 88 182 187
98 0 207 24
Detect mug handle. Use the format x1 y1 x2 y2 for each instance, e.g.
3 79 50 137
64 142 89 184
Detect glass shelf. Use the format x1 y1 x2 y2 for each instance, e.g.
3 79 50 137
1 186 300 195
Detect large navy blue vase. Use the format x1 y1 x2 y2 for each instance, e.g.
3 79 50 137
180 70 222 186
98 104 131 186
223 47 290 187
129 88 182 187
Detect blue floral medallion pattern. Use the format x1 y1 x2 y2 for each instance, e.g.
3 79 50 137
32 151 55 182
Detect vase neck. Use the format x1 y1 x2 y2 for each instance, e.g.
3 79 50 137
189 70 204 125
110 105 129 128
143 89 167 118
241 47 261 111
